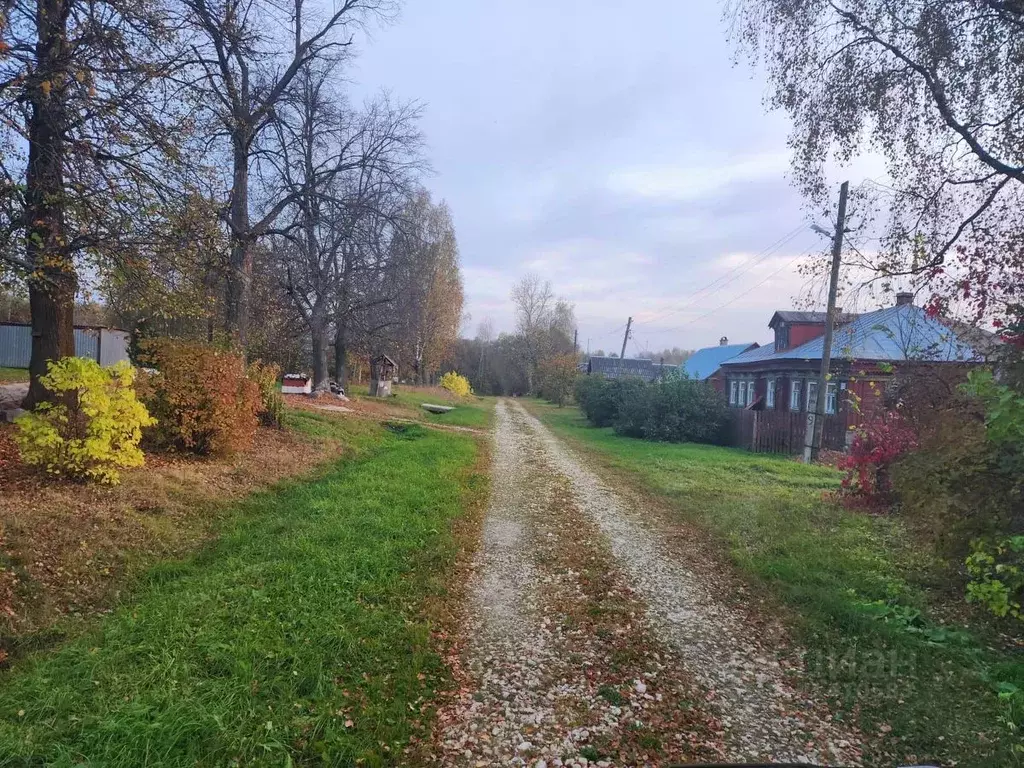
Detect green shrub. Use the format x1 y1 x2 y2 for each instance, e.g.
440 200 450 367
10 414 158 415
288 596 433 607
14 358 155 485
641 377 732 444
611 378 651 438
574 375 622 427
966 537 1024 620
136 339 260 456
537 354 579 406
247 360 284 427
892 370 1024 562
575 374 731 445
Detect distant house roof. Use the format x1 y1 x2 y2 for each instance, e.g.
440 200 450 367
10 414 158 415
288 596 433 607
768 310 859 328
681 343 758 380
724 304 984 367
587 356 658 380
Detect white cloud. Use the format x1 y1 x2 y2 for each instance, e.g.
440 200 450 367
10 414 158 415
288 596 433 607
606 151 792 202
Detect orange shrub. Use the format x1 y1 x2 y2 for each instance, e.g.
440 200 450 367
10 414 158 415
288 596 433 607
136 339 261 456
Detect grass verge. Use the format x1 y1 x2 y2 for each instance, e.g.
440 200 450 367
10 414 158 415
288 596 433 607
0 367 28 384
357 386 494 429
0 410 483 766
526 399 1017 768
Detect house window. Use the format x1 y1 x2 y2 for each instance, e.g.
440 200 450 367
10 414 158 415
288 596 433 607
791 380 802 411
775 323 790 352
807 380 819 413
766 379 776 409
747 381 756 406
826 382 838 414
730 380 738 406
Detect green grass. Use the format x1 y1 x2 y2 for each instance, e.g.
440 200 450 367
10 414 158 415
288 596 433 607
0 366 28 383
364 387 494 429
528 400 1018 767
0 409 482 766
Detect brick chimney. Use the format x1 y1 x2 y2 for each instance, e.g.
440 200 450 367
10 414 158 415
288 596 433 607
896 291 914 306
719 336 728 346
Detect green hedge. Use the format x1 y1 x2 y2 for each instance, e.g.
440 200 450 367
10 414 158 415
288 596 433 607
574 374 731 445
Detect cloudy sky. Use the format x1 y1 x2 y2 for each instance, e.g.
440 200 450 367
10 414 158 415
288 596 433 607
349 0 854 354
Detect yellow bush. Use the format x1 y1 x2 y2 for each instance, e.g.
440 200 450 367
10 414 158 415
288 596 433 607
439 371 472 398
15 358 155 485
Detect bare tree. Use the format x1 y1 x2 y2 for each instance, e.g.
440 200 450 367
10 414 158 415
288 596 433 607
181 0 395 347
267 62 422 391
510 274 575 392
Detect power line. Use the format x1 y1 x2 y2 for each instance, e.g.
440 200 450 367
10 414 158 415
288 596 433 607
647 249 815 336
635 223 810 329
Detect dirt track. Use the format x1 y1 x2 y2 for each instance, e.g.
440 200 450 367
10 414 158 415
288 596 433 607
431 399 863 767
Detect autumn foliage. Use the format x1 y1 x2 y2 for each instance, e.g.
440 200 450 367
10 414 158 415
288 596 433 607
836 413 918 509
136 339 261 456
439 371 472 398
14 358 155 485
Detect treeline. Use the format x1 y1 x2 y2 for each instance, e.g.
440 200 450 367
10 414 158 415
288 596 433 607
0 0 463 404
574 374 731 444
447 274 578 396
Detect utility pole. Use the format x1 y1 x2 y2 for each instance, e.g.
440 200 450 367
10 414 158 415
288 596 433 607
804 180 849 464
573 328 578 355
620 317 633 360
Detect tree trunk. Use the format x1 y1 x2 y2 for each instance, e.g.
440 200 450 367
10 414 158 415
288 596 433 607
24 0 76 410
311 319 329 394
333 321 348 389
225 133 252 348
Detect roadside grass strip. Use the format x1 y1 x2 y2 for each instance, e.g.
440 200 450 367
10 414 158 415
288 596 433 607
0 412 478 767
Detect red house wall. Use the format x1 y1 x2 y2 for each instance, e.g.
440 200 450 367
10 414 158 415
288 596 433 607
787 323 826 349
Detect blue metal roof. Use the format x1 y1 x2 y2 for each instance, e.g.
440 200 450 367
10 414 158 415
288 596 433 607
681 343 758 379
722 304 981 367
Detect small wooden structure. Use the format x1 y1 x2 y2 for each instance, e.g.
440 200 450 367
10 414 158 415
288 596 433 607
369 354 396 397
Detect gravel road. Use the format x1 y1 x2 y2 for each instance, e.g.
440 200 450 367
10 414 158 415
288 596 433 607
432 399 863 767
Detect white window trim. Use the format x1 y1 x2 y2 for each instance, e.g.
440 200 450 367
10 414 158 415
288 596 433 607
766 379 776 409
807 380 819 413
747 381 755 406
791 380 802 411
825 382 838 414
730 380 738 405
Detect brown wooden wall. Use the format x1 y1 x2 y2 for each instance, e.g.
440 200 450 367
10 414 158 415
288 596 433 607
731 409 852 455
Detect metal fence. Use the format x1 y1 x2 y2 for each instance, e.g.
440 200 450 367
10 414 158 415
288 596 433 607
0 323 129 369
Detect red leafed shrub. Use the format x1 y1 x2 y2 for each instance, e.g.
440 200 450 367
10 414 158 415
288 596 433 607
837 413 918 509
136 339 261 456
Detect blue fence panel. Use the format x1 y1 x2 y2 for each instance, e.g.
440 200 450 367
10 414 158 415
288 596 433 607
0 324 122 368
74 328 99 362
0 325 32 368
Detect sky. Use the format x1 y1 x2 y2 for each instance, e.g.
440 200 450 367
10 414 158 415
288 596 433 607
348 0 859 354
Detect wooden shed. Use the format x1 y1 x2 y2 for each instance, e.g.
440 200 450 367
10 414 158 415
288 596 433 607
369 355 397 397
